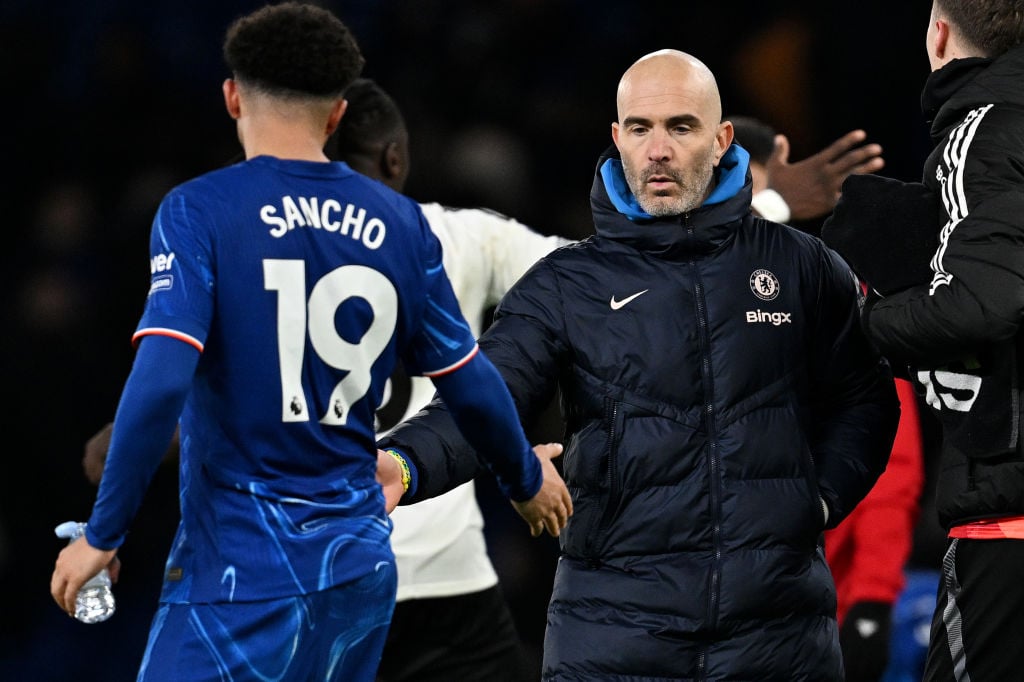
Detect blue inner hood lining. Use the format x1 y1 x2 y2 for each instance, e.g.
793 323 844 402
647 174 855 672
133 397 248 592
600 143 750 221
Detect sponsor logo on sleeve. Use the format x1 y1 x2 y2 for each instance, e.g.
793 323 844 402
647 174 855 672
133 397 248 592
151 252 176 273
149 275 174 295
149 252 176 296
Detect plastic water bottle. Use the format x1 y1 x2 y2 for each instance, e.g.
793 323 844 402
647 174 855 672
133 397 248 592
54 521 116 624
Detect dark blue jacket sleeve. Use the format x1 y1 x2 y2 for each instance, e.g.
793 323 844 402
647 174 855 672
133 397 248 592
430 350 542 501
380 260 566 504
811 246 901 528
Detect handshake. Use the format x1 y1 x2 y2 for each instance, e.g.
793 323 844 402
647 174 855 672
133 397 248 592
376 442 573 538
84 419 574 540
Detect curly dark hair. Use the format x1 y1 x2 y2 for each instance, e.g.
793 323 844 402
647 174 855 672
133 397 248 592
223 2 364 97
331 78 406 158
937 0 1024 57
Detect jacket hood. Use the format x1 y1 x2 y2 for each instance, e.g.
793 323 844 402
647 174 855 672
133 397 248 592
590 143 752 256
923 43 1024 138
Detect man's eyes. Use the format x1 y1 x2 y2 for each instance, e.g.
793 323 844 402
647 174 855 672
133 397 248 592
627 125 692 135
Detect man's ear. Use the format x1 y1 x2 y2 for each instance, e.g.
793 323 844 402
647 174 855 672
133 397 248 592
714 121 734 165
932 19 951 62
223 78 241 119
382 141 405 181
325 98 348 138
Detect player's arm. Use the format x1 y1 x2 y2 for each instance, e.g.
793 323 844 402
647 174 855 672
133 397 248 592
430 350 571 537
53 335 198 615
809 248 900 527
87 335 197 547
380 349 571 537
865 121 1024 364
83 422 181 485
384 232 571 535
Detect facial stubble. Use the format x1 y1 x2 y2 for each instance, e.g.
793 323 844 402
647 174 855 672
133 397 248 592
623 150 716 217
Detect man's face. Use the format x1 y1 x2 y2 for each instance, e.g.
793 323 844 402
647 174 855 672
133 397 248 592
612 59 730 217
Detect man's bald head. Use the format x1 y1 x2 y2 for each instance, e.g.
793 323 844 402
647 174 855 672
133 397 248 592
611 49 732 217
616 50 722 126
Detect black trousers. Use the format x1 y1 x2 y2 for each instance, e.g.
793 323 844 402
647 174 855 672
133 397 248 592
376 584 531 682
923 538 1024 682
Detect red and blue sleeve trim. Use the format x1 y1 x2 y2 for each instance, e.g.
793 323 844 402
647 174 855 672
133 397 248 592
132 327 204 352
421 344 479 378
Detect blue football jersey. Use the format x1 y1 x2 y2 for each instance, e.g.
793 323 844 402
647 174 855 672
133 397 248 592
133 156 478 603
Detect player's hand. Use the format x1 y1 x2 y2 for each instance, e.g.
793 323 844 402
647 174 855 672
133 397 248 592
376 449 405 513
83 422 114 485
767 130 884 220
511 443 573 538
51 537 120 617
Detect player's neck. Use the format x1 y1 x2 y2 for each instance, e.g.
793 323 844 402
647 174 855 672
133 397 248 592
240 119 330 162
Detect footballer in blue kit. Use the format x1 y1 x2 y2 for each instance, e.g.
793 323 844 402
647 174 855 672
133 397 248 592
49 5 571 682
119 155 481 602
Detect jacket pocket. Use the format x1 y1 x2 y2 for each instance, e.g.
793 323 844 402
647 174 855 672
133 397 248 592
801 444 827 535
584 397 624 555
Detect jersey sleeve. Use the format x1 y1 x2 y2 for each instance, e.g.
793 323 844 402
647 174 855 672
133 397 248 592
401 237 479 377
132 188 216 351
86 334 200 549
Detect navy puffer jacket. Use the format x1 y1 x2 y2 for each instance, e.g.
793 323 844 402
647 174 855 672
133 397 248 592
384 144 899 680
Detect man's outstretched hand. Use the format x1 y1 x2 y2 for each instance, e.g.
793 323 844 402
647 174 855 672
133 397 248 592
768 130 884 221
512 443 573 538
376 443 573 536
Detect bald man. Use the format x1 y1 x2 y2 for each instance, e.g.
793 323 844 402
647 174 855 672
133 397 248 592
379 49 899 679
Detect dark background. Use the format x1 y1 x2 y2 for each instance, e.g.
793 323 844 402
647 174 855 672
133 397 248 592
1 1 935 679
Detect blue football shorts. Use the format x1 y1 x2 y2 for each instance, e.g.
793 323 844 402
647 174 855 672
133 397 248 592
136 561 397 682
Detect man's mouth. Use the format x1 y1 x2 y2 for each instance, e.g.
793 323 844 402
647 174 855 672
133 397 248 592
644 166 678 183
647 176 677 191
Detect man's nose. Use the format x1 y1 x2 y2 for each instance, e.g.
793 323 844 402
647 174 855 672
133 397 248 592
647 128 673 161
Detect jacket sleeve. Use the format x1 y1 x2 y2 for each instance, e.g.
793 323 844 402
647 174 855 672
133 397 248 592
866 107 1024 365
379 260 568 503
811 246 902 528
820 174 938 296
824 378 924 614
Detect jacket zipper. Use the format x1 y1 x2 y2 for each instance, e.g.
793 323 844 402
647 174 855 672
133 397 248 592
691 219 723 649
